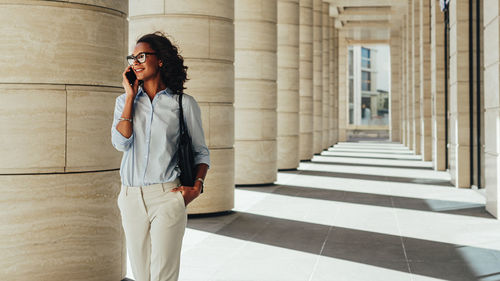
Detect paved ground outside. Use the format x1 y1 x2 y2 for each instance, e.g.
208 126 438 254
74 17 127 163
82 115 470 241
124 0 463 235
126 142 500 281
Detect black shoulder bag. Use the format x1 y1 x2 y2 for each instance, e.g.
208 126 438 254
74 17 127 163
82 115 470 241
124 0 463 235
178 93 201 192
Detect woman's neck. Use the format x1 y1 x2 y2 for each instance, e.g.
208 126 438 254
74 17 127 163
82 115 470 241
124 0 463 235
142 75 166 101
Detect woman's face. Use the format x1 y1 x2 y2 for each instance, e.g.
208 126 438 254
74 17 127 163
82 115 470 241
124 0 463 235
131 42 162 82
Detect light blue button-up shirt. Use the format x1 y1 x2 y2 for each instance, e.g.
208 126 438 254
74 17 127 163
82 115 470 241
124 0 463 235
111 87 210 187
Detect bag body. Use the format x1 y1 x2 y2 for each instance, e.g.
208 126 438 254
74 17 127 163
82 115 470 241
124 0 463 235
177 93 197 189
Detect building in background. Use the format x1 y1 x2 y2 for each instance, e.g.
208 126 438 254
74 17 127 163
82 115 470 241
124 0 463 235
348 45 390 140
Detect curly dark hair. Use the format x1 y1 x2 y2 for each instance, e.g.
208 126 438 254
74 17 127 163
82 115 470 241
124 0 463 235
137 32 188 94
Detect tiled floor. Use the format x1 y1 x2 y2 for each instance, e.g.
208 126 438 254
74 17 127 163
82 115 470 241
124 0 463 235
126 142 500 281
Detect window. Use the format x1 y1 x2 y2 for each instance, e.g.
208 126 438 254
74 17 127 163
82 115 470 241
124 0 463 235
361 47 371 69
362 71 371 91
349 49 354 76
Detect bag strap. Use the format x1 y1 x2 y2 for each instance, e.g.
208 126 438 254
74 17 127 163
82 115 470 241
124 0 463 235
178 93 186 135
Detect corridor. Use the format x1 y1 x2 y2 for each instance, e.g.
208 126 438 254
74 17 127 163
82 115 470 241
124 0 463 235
165 142 500 281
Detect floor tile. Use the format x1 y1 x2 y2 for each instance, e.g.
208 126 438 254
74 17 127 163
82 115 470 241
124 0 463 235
310 256 413 281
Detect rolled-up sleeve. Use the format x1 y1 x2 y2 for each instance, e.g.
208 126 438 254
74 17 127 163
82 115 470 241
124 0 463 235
183 95 210 167
111 94 134 152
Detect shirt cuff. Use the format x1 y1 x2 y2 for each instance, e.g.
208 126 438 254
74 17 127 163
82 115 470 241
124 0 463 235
111 126 133 151
194 155 210 168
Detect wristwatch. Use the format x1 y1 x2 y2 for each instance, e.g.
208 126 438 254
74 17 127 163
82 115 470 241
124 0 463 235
195 178 204 193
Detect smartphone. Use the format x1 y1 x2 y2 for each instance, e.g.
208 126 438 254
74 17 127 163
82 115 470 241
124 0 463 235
125 69 137 86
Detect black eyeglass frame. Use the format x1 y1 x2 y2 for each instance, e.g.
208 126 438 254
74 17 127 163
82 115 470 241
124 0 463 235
126 52 157 65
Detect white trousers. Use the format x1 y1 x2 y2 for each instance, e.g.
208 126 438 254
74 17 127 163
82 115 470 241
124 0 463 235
118 179 187 281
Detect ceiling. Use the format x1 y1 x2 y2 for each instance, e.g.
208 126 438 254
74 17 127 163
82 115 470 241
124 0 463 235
325 0 407 43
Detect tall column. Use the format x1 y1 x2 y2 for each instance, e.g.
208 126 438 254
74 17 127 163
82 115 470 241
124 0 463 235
312 0 323 154
130 0 235 210
330 17 338 145
413 0 422 154
0 1 127 280
484 0 500 216
338 30 348 142
449 0 471 187
299 0 314 160
277 0 300 170
431 0 447 171
407 0 414 150
420 0 432 160
322 2 330 149
234 0 277 184
391 25 402 142
402 16 408 145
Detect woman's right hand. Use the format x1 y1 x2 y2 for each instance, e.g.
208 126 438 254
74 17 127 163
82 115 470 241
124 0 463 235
122 65 139 99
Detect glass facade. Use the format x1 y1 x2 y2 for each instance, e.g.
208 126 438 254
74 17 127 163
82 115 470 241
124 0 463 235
361 71 371 91
361 47 371 68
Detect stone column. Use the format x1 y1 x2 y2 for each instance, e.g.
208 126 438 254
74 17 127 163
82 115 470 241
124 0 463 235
234 0 277 184
338 30 348 142
330 17 338 145
402 16 408 145
130 0 235 211
431 0 447 171
420 0 432 161
449 0 471 188
312 0 323 154
277 0 300 170
322 2 330 149
391 25 402 142
484 0 500 216
299 0 314 160
406 1 414 149
0 1 127 280
413 0 422 155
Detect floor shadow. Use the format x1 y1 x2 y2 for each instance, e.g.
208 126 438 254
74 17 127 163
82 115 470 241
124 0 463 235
310 159 433 170
187 211 500 281
281 169 453 187
330 149 415 155
237 185 492 219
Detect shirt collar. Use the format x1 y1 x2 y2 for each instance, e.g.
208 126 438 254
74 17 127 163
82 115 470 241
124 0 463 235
136 86 174 98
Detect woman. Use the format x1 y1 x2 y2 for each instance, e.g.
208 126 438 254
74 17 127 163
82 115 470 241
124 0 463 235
111 32 210 281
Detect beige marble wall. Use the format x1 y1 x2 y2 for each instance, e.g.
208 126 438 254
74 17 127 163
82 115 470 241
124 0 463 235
0 172 123 280
312 0 323 154
391 26 402 142
234 0 277 184
277 0 300 170
0 1 127 280
338 30 348 142
299 0 314 160
431 0 447 171
420 0 432 161
484 0 500 216
129 0 235 210
322 2 330 150
449 0 471 188
413 0 421 155
330 17 338 146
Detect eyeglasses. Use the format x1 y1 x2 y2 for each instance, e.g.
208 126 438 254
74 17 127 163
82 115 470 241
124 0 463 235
127 52 156 65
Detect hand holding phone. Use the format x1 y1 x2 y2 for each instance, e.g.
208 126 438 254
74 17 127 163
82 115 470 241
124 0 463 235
122 66 139 99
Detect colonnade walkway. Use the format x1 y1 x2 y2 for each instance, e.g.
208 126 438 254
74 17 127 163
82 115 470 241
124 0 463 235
129 142 500 281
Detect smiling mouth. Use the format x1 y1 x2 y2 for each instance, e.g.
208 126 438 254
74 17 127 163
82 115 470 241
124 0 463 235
134 68 144 72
